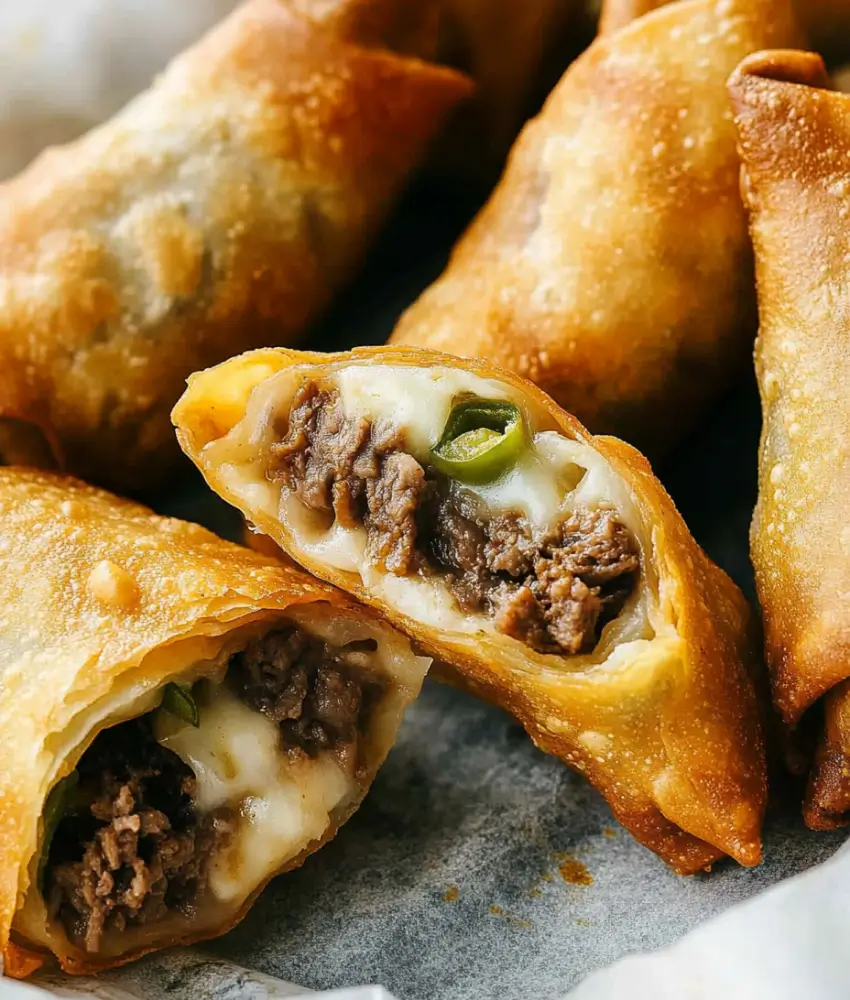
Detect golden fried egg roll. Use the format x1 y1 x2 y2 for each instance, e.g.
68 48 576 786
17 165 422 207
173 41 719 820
0 0 470 493
0 468 429 975
174 346 766 874
729 50 850 830
389 0 800 458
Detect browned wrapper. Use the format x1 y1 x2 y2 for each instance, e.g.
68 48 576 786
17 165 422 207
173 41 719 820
174 345 767 874
730 49 850 829
389 0 800 459
601 0 850 61
0 0 470 493
0 468 429 974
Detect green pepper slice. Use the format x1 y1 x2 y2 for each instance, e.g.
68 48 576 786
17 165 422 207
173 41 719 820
38 771 79 889
431 398 527 484
161 682 200 727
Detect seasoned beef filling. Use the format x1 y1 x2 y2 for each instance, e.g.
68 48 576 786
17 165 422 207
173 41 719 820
420 494 640 655
229 626 386 756
272 380 640 655
46 719 231 954
270 382 426 574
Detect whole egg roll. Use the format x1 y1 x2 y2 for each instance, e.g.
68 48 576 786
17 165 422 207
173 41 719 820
0 468 429 975
174 346 766 874
0 0 470 494
729 50 850 829
389 0 800 458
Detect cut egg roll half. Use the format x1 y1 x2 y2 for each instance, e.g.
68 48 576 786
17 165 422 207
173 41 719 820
0 469 429 975
174 346 766 874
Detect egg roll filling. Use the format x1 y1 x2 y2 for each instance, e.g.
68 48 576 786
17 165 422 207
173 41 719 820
36 620 388 957
262 371 644 659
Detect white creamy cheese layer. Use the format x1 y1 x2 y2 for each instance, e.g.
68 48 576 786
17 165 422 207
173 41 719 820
157 686 354 904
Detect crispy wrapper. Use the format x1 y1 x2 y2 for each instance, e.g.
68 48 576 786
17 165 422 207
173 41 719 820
174 346 766 874
0 0 470 493
601 0 850 60
0 468 429 974
729 50 850 829
389 0 800 458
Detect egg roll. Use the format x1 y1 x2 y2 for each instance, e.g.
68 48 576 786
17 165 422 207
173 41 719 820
0 468 429 975
389 0 800 458
0 0 470 493
174 346 766 874
729 50 850 829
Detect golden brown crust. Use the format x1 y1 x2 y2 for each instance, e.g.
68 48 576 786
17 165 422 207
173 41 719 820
600 0 850 59
174 345 767 874
0 467 425 974
0 0 470 493
389 0 801 459
729 49 850 829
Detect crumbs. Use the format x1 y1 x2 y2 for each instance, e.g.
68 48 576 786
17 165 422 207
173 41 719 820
555 852 594 886
443 885 459 902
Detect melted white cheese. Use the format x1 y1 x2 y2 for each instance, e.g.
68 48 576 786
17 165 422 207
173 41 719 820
156 686 354 905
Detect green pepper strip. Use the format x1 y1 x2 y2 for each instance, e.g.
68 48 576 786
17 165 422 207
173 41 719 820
38 771 80 890
431 398 527 484
161 682 200 727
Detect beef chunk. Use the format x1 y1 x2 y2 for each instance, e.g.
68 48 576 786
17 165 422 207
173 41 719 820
228 627 386 757
271 382 427 573
45 719 231 954
269 381 370 525
424 501 640 656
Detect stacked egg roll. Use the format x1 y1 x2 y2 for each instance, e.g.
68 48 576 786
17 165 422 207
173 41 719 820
0 0 470 492
174 346 767 874
730 51 850 829
0 469 429 975
389 0 800 457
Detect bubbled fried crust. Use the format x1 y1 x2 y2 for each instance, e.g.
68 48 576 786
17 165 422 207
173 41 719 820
174 345 766 875
730 50 850 829
0 0 470 493
0 467 425 976
600 0 850 62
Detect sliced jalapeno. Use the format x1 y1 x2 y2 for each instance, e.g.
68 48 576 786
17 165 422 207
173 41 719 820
161 682 200 727
38 771 79 889
431 398 527 484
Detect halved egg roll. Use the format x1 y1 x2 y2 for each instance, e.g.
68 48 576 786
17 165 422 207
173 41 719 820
730 50 850 829
0 468 429 975
174 346 766 874
389 0 800 457
0 0 470 493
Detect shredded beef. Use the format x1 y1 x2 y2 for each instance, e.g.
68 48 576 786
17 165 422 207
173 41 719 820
228 627 386 756
271 379 641 656
270 383 427 573
46 719 231 954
